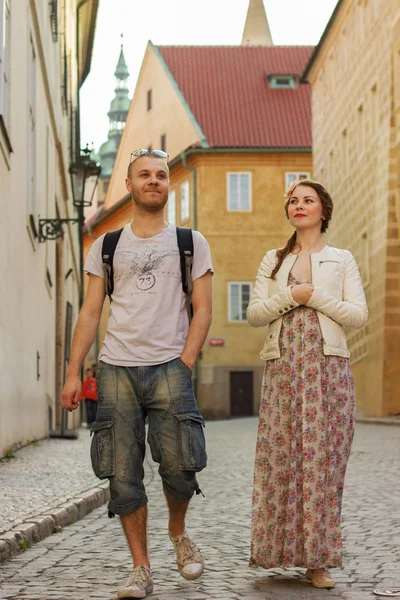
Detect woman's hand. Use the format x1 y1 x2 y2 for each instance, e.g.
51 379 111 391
291 283 314 305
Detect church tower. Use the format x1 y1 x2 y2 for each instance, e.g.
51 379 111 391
98 42 130 200
242 0 273 46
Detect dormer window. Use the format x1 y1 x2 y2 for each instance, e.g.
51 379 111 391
269 75 296 89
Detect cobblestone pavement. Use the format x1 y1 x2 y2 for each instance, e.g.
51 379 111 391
0 429 98 534
0 419 399 600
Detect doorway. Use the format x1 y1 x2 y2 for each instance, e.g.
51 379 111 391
230 371 253 417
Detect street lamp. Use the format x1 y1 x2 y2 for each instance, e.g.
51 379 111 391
69 144 102 208
38 145 101 242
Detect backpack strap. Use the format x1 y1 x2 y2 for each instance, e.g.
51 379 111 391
176 226 194 323
102 228 123 301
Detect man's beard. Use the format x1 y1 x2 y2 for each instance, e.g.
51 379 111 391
132 190 168 212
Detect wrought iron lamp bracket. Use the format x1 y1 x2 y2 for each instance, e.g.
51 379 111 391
38 218 81 243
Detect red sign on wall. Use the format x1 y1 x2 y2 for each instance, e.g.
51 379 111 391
209 338 225 347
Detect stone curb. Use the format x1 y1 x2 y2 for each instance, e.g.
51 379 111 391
357 417 400 426
0 482 109 563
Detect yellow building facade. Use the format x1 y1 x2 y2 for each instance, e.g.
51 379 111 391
303 0 400 416
169 151 312 418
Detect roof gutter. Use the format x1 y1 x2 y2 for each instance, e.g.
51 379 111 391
83 193 131 232
169 146 311 169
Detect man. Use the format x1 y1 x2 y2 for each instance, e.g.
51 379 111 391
80 367 98 428
62 149 213 599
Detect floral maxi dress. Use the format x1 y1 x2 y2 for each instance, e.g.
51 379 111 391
250 273 356 569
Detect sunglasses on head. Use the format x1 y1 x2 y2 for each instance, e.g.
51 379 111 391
130 149 169 162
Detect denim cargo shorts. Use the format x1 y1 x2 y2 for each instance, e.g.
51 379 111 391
90 357 207 516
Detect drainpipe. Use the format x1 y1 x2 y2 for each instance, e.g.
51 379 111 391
179 150 200 396
180 150 197 231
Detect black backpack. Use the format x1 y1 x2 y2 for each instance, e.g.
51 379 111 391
101 226 194 322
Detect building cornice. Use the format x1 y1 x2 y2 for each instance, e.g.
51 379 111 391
77 0 99 86
301 0 344 83
169 146 311 168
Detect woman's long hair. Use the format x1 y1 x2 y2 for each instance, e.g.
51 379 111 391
270 179 333 280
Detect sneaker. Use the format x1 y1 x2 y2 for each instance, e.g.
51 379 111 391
169 530 204 580
117 565 153 598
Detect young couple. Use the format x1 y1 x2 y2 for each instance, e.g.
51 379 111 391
62 150 367 598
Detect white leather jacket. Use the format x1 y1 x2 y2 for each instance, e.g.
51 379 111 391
247 246 368 360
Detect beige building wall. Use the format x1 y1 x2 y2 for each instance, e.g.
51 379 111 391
305 0 400 416
0 1 95 456
105 42 205 209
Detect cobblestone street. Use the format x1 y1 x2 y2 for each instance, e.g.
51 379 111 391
0 430 99 534
0 418 399 600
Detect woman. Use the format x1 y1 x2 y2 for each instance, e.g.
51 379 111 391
247 179 368 589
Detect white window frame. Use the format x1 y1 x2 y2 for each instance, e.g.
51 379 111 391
180 180 189 222
168 190 176 225
228 282 252 323
0 0 11 128
269 75 296 89
227 172 252 212
285 172 310 190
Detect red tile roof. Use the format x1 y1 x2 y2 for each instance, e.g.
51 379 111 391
158 45 313 149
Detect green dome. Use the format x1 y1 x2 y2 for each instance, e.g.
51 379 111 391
99 135 118 158
98 43 130 180
99 134 120 178
108 89 130 120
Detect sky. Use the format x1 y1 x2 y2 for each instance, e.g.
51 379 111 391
80 0 339 152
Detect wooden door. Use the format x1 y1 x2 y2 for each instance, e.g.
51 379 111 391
230 371 253 417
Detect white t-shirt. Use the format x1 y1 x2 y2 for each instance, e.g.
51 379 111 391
84 224 213 367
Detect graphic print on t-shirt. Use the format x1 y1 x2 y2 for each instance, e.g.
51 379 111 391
115 244 180 295
83 223 213 366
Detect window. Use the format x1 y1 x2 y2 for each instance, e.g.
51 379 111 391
342 129 349 176
360 229 370 288
394 48 400 110
329 151 334 190
370 84 378 135
229 283 252 322
358 103 365 156
147 89 152 111
180 181 189 222
28 35 36 232
168 190 176 225
285 172 310 190
357 0 365 43
160 134 166 153
0 0 11 130
49 0 58 42
269 75 296 89
227 172 251 211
